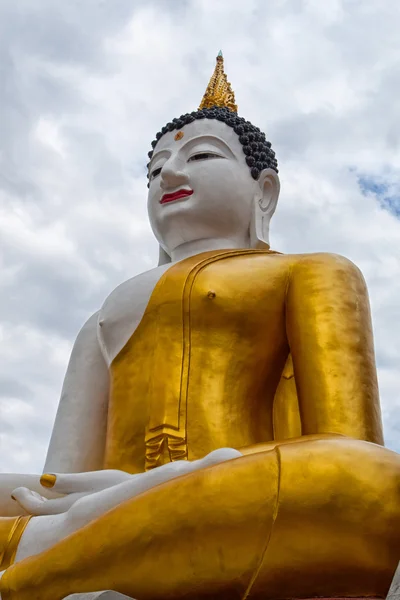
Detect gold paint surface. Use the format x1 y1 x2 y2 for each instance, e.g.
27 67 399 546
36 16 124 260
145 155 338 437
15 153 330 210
286 253 383 442
39 474 56 489
0 516 31 571
1 439 399 600
272 354 302 439
174 130 184 140
106 250 383 474
1 249 398 599
199 53 238 112
106 249 287 472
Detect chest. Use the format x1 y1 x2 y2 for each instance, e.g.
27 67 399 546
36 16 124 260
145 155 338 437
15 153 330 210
105 251 292 472
98 251 290 366
98 264 171 365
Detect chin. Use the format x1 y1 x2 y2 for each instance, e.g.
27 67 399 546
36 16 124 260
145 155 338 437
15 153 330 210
149 194 249 248
150 196 200 232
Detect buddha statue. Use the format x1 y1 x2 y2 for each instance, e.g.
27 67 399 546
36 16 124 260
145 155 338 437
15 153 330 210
0 53 398 600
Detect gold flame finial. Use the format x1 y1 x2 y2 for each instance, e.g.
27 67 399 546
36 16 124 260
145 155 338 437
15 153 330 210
199 51 238 113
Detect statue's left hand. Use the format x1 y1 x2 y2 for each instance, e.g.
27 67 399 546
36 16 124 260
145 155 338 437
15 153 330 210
11 469 132 515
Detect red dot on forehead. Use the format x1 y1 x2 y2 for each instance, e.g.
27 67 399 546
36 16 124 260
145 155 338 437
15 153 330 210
174 131 184 141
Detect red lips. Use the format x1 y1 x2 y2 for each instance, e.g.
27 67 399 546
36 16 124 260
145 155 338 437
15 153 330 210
160 189 194 204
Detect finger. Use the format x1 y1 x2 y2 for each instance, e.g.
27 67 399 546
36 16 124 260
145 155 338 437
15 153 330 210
30 491 88 515
12 487 87 516
11 487 47 515
40 469 131 494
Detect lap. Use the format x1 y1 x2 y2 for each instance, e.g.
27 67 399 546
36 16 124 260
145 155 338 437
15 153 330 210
3 437 400 600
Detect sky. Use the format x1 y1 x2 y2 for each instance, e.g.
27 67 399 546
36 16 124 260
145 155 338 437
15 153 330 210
0 0 399 473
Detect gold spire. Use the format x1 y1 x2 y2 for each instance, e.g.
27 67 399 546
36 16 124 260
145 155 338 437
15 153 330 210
199 51 238 113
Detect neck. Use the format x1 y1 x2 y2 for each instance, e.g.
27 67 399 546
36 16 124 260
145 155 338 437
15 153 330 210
169 236 250 263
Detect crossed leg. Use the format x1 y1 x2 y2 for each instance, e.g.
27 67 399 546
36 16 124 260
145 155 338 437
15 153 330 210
1 438 399 600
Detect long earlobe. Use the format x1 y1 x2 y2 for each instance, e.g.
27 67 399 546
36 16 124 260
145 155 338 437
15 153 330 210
249 169 279 249
250 197 270 249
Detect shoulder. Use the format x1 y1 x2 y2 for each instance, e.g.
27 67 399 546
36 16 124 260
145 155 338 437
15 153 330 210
221 250 364 285
286 252 367 295
98 264 172 365
101 277 136 315
100 271 151 322
100 264 169 318
63 311 104 368
290 252 364 278
71 311 101 351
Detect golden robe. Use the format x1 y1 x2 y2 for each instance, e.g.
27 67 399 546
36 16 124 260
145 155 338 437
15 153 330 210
106 249 382 472
1 249 399 600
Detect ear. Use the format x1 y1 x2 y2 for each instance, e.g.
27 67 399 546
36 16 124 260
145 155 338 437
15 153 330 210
257 168 280 217
250 168 280 249
158 245 171 266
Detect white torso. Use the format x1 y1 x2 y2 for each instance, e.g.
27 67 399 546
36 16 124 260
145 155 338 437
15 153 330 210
43 262 176 474
97 263 172 366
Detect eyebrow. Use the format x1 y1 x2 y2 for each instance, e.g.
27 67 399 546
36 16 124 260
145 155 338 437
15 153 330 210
182 134 236 158
148 134 236 172
148 149 171 172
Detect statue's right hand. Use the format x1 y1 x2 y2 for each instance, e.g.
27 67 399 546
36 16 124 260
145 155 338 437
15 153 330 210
11 449 243 565
11 469 132 516
11 449 242 518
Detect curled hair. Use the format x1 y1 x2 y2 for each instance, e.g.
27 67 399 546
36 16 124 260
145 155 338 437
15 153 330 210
147 106 278 186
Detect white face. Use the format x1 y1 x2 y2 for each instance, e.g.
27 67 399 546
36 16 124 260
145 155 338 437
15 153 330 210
147 119 263 256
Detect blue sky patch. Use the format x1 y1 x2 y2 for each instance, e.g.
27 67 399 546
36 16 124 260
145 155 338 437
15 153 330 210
358 175 400 218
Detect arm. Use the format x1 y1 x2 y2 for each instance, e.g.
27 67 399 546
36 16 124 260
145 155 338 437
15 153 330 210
286 253 384 444
43 312 110 474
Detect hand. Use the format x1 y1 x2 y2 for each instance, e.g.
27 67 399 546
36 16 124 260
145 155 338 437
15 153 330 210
13 448 243 565
11 469 133 516
11 448 242 518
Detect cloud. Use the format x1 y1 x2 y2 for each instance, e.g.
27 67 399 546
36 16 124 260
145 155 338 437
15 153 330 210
0 0 399 473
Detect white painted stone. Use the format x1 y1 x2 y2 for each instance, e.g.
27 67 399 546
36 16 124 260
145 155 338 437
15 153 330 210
147 118 279 262
14 449 242 564
387 562 400 600
98 263 171 367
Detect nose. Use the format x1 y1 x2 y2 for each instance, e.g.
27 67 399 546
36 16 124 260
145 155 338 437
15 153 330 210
160 158 189 190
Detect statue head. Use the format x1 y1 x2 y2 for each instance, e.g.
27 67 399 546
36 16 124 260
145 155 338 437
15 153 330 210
146 54 280 264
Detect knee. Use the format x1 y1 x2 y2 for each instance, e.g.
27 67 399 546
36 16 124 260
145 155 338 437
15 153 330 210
201 448 242 466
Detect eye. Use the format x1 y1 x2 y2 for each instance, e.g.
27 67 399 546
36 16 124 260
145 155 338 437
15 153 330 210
149 167 162 181
188 152 222 162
